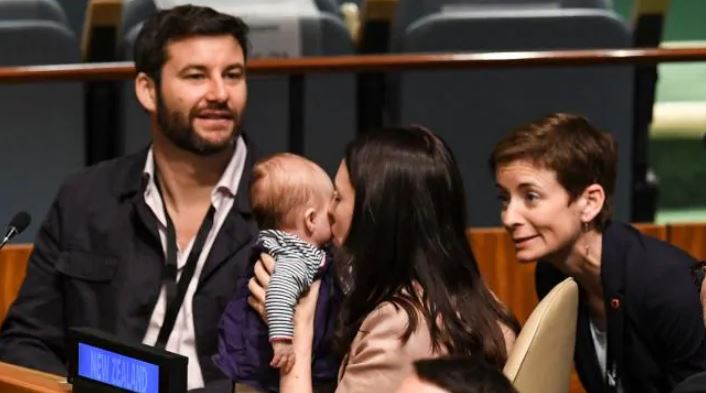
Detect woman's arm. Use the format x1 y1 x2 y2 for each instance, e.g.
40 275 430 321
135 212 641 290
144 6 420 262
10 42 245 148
279 280 320 393
336 303 432 393
247 253 320 393
642 254 706 382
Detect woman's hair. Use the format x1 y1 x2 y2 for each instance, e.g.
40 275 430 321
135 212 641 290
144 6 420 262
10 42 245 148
489 113 617 229
335 126 519 367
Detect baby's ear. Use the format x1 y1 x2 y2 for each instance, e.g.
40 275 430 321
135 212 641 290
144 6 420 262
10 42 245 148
304 207 317 234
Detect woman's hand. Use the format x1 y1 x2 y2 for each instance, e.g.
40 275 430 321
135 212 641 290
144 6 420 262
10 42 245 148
247 253 275 323
293 280 321 337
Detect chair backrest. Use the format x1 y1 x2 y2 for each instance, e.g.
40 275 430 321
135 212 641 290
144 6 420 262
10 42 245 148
392 8 633 227
118 1 355 175
391 0 610 49
503 277 579 393
54 0 90 36
0 18 83 242
0 0 68 25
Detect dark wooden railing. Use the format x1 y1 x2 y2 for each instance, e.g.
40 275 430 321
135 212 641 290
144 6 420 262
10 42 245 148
2 46 705 157
2 47 706 83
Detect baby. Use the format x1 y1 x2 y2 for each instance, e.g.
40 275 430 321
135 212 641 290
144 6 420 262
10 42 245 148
249 152 333 373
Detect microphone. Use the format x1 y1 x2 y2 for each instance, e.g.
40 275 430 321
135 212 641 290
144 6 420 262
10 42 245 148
0 212 31 251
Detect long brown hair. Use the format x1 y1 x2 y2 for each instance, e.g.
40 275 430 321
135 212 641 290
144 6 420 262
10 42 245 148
335 126 519 367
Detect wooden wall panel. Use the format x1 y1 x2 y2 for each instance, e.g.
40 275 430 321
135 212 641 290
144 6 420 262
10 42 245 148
633 223 668 241
468 228 538 324
669 223 706 261
0 245 31 325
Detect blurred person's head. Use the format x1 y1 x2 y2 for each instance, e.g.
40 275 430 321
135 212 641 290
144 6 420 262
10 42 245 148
332 126 519 367
395 357 518 393
250 153 334 247
133 5 249 156
490 113 616 263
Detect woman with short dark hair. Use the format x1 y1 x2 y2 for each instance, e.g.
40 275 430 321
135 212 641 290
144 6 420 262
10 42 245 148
490 113 706 393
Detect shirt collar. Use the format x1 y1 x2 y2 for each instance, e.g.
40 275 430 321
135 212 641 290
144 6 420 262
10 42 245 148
142 135 248 204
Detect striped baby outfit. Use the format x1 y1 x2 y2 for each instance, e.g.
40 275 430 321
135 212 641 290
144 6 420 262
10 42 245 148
259 229 326 341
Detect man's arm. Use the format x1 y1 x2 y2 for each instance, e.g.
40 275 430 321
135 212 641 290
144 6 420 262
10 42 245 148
0 196 66 374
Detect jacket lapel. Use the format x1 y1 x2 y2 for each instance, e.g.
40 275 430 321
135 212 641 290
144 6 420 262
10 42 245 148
116 147 163 254
602 222 628 392
199 147 257 283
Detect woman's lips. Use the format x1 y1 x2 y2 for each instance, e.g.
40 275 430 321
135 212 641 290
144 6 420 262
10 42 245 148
513 234 538 248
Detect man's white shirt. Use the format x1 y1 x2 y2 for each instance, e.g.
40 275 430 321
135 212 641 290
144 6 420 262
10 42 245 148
141 136 247 390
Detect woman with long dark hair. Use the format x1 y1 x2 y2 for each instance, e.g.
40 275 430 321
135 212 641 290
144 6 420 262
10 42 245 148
249 126 518 393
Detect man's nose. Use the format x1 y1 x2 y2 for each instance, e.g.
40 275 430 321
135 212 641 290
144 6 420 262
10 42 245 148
206 77 228 102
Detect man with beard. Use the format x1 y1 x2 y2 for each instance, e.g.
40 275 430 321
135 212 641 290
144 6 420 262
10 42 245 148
0 6 257 393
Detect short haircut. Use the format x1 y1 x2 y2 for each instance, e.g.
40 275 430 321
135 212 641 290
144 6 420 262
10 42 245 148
414 357 518 393
489 113 617 229
134 5 249 83
250 153 330 230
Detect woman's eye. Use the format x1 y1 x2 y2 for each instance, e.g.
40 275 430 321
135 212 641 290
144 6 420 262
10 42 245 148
496 194 509 208
526 192 540 203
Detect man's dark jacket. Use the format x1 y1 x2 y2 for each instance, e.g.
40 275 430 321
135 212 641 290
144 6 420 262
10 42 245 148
536 221 706 393
0 146 258 392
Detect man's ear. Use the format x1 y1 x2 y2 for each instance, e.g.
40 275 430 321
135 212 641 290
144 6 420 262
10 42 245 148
580 183 605 224
304 207 317 235
135 72 158 113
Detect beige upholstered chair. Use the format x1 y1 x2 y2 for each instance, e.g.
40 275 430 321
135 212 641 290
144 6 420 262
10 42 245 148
503 277 579 393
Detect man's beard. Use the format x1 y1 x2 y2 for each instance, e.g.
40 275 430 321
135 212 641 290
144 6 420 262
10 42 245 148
156 93 239 156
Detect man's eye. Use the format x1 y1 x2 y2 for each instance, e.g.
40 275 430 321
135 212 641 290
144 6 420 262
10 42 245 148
185 73 204 80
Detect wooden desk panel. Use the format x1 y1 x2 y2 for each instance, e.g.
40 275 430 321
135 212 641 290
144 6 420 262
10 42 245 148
668 223 706 261
1 222 704 393
0 362 72 393
0 245 31 324
0 362 69 393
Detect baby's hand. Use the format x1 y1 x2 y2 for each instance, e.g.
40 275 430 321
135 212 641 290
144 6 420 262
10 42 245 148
270 340 295 373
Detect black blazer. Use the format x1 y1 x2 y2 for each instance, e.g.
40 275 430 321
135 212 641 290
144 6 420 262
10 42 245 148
536 221 706 393
0 146 258 392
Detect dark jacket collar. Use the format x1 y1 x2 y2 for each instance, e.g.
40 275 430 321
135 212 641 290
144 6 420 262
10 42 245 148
115 135 255 216
113 136 258 283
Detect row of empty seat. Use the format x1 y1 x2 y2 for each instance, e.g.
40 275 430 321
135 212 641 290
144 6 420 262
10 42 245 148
0 0 84 243
1 0 634 241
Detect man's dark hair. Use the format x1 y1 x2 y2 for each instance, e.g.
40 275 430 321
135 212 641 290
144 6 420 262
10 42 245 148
133 5 249 83
414 357 518 393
